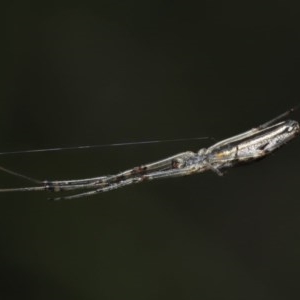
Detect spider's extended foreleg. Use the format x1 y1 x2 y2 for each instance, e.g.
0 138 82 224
45 151 196 191
52 163 203 201
0 152 197 195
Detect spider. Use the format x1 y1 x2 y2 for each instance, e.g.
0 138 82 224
0 106 299 200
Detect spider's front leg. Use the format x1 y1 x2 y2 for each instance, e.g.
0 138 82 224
48 151 197 198
54 162 203 201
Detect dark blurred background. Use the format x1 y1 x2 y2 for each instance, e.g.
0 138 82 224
2 1 300 299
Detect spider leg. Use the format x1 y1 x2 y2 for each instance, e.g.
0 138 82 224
52 163 204 201
257 103 299 129
45 151 196 190
0 152 196 194
47 176 109 186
